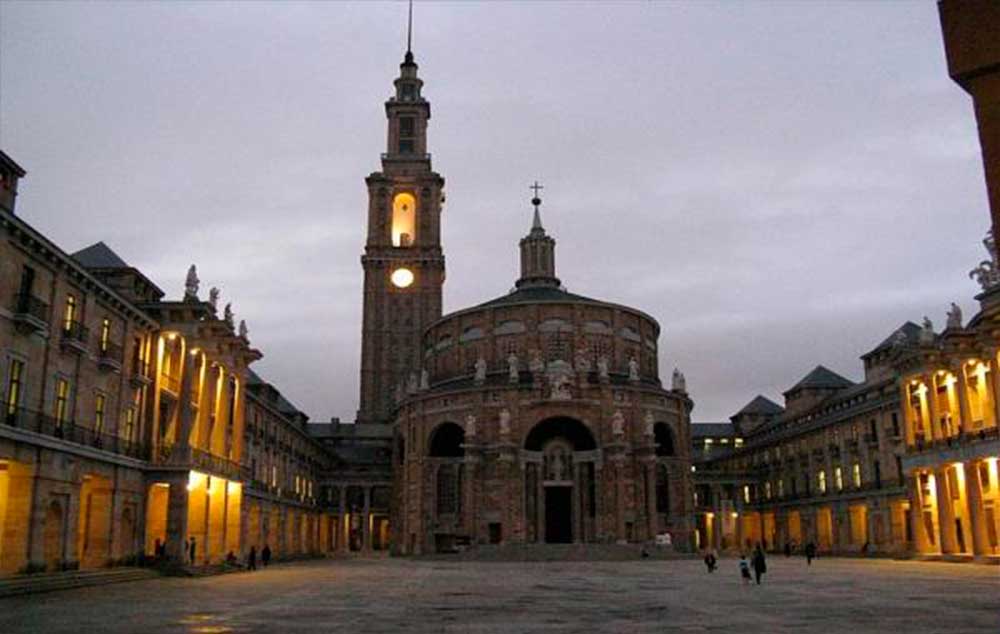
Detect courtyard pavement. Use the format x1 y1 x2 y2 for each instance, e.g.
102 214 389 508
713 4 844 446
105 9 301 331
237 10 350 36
0 556 997 633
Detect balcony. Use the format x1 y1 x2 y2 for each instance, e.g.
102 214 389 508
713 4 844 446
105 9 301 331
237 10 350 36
1 404 150 460
191 447 242 480
380 152 431 162
11 292 49 334
129 359 152 388
97 341 124 372
60 320 90 355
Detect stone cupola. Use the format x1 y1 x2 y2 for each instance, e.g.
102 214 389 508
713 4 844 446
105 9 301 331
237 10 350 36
516 189 561 290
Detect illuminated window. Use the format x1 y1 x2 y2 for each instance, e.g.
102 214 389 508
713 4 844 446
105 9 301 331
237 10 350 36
391 192 416 247
55 379 70 424
734 438 744 448
100 318 111 351
778 479 784 498
719 438 729 444
94 394 106 433
765 482 772 500
743 485 750 504
818 470 827 494
835 466 843 491
853 463 862 488
63 294 77 331
123 406 135 442
5 359 24 417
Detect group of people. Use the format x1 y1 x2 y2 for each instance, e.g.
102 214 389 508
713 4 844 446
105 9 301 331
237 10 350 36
237 544 272 571
151 537 273 570
702 540 820 585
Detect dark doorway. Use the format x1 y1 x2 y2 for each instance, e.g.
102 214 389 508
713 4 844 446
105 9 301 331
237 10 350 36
545 486 572 543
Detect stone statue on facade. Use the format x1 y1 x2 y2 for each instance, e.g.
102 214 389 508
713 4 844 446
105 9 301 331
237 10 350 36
394 381 403 404
671 368 687 393
919 316 935 344
474 356 488 384
611 410 626 437
946 302 963 330
546 359 574 400
223 303 234 329
508 352 519 383
499 408 511 438
184 265 200 301
208 287 220 313
238 319 249 340
529 349 545 374
575 347 591 374
597 355 609 382
644 411 655 436
969 229 1000 291
628 357 640 382
419 368 429 391
465 414 477 438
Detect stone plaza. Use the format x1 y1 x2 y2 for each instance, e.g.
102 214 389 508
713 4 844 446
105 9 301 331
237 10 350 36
1 556 997 633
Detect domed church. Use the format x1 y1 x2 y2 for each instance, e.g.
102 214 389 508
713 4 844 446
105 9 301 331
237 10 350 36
355 38 693 555
392 193 694 554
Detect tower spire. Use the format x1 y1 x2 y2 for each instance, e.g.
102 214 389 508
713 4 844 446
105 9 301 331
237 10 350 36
517 182 560 289
530 180 544 232
407 0 413 54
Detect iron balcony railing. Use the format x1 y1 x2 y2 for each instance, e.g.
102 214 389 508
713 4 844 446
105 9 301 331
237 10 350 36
61 319 89 345
191 447 242 480
12 292 49 323
1 403 150 460
98 340 124 364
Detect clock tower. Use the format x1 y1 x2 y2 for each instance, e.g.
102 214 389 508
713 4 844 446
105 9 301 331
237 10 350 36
357 45 445 425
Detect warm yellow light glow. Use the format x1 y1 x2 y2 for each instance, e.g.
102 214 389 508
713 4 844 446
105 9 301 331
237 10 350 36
705 512 714 520
189 347 200 356
391 192 416 247
391 268 414 288
732 512 739 519
166 332 178 341
187 470 207 492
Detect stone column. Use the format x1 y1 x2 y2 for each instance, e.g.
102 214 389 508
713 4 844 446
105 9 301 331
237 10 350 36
176 350 197 451
909 474 931 553
362 486 371 552
165 474 190 564
934 466 959 554
989 358 1000 428
956 365 973 434
338 486 347 553
925 375 943 442
963 460 990 556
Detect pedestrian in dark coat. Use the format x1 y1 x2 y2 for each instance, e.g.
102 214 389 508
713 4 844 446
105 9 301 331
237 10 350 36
703 551 717 573
189 536 197 565
248 546 257 571
752 546 767 585
261 544 271 567
805 541 816 566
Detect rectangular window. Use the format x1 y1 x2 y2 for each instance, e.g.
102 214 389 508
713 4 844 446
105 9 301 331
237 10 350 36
778 479 785 498
818 470 827 494
398 139 414 154
5 359 24 418
765 482 772 500
853 462 862 488
399 116 415 137
743 485 750 504
874 461 882 488
94 393 106 433
18 265 35 296
55 379 70 424
123 407 135 442
63 294 77 331
835 466 844 491
100 318 110 352
891 412 900 437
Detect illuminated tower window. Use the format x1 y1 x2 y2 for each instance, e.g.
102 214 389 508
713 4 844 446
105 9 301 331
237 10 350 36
392 192 416 247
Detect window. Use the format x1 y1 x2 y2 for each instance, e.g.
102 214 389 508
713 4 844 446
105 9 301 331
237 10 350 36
398 138 414 154
436 464 458 514
94 394 106 433
765 481 772 500
100 318 111 352
835 466 843 491
874 460 881 488
63 294 77 331
55 379 70 424
401 83 415 100
852 462 862 488
891 412 900 437
18 265 35 296
734 438 744 448
123 406 135 443
743 485 751 504
778 479 784 498
399 116 415 137
5 359 24 418
391 192 416 247
656 464 670 512
818 470 827 494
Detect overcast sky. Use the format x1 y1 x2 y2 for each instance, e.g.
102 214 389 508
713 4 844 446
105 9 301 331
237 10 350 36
0 1 988 423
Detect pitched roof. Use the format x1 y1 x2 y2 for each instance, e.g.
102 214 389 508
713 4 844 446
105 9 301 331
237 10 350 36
691 422 736 438
71 241 129 269
735 395 784 417
784 365 854 395
862 321 923 358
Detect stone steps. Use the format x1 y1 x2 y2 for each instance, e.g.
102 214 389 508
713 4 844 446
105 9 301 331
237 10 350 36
0 567 160 598
426 543 694 562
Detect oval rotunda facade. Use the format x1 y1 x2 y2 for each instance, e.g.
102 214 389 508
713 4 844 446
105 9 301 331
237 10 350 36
393 199 694 554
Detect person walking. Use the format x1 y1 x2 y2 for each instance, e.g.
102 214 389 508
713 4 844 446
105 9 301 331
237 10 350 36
248 546 257 571
784 541 792 558
752 545 767 585
189 536 197 565
738 555 752 585
805 541 816 566
703 551 717 573
261 543 271 567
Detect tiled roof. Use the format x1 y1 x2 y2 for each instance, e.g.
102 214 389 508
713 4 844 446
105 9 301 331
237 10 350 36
691 422 736 438
862 321 923 358
475 286 608 309
71 241 129 269
735 395 784 416
785 365 854 394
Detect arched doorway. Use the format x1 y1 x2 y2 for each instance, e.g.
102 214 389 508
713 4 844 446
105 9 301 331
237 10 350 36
43 500 64 571
524 417 597 544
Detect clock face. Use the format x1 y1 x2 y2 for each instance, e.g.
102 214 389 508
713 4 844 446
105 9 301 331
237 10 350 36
391 267 414 288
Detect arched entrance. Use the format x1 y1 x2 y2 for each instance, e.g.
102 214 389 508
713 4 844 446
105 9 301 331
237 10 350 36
524 417 597 544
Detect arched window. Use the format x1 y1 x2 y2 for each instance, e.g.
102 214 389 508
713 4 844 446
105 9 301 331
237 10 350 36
428 422 465 457
656 464 670 513
392 192 416 247
654 422 675 457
